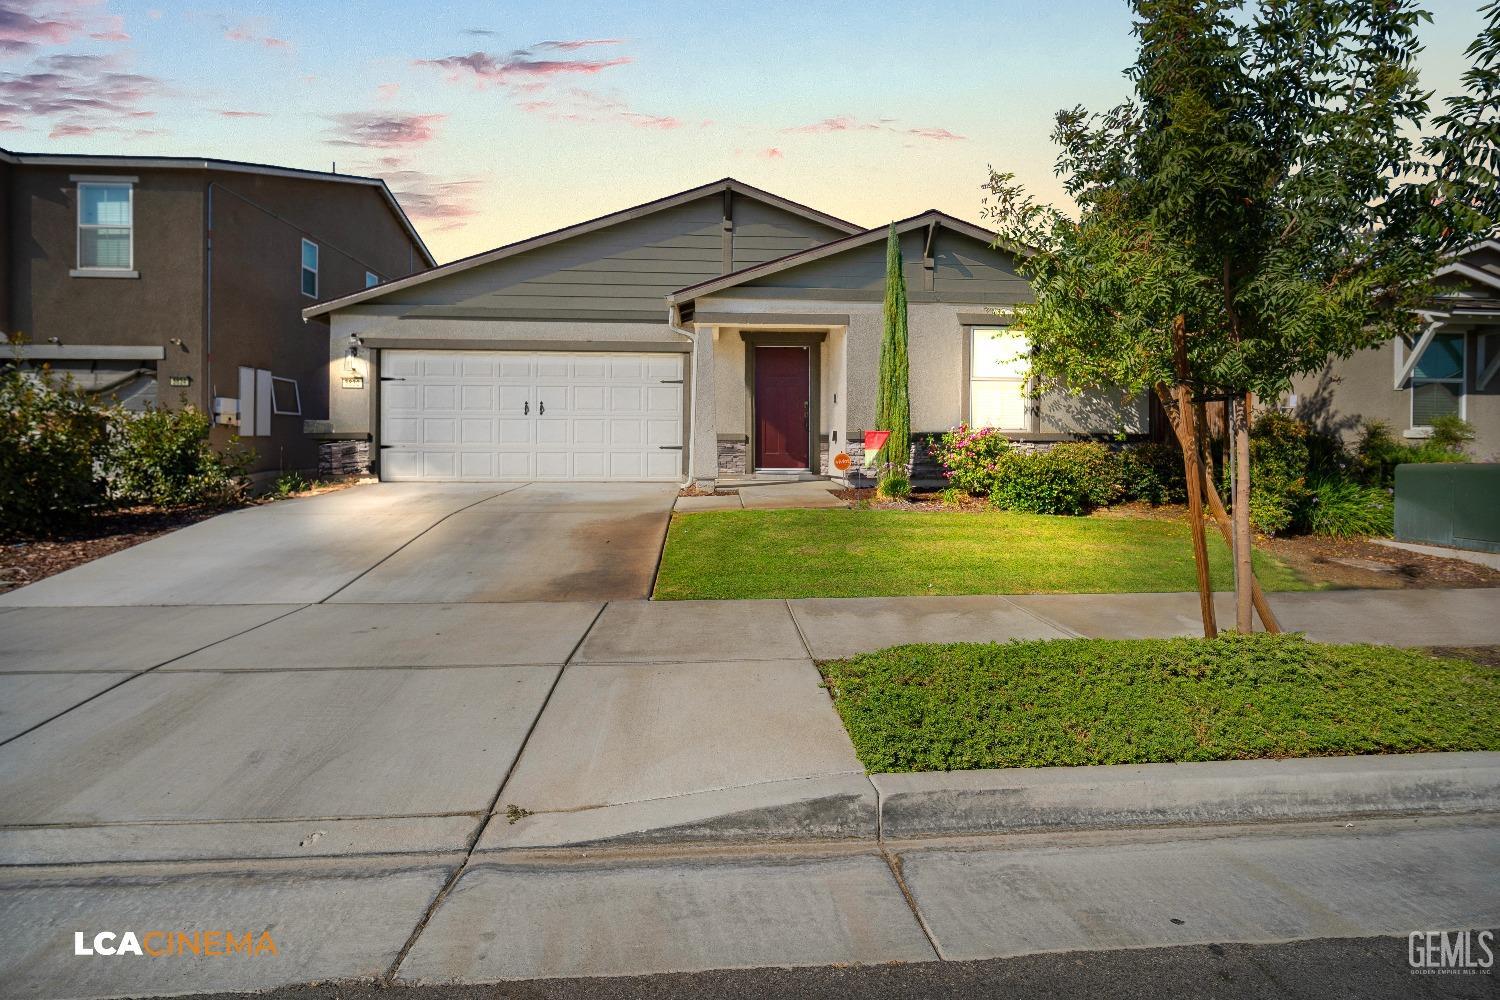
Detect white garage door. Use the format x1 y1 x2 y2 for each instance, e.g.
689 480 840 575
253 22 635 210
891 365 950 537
379 350 684 481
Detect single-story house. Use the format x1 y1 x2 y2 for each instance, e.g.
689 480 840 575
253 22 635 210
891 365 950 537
302 178 1145 488
1290 239 1500 461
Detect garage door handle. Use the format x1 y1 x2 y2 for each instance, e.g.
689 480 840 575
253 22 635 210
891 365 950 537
539 401 545 415
524 401 529 415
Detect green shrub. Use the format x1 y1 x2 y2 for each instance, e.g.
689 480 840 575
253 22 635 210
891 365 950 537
273 470 311 498
1296 477 1394 538
1354 419 1468 487
1116 441 1187 504
1230 410 1312 535
989 443 1120 515
876 474 912 501
929 424 1011 495
106 404 253 507
0 366 113 537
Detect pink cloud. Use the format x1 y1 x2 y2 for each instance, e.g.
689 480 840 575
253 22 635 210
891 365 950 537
620 111 680 130
905 126 966 141
760 147 783 159
1 0 128 56
376 82 400 101
224 20 291 50
217 109 268 118
784 115 967 142
416 49 631 87
381 167 484 230
326 111 446 148
0 53 164 129
533 38 625 51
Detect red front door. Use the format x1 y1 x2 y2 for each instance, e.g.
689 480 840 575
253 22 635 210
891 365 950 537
754 346 810 469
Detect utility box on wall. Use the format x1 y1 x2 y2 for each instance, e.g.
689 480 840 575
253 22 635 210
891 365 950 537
1394 463 1500 554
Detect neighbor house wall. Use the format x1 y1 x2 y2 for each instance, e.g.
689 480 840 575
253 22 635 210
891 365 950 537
207 171 424 472
3 164 206 400
1291 329 1500 462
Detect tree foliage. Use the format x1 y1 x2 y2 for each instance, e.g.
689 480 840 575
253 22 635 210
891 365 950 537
876 224 911 472
984 0 1490 403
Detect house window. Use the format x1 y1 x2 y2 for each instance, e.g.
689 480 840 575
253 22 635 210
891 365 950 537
77 182 133 270
1411 331 1465 427
270 376 301 416
365 271 380 288
969 327 1030 431
301 239 319 298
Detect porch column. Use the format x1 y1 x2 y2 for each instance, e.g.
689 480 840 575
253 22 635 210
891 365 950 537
689 324 718 488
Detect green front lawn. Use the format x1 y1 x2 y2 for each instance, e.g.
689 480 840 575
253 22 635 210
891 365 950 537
820 635 1500 771
654 508 1309 600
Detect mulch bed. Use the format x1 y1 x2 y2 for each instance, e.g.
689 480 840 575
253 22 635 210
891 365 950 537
0 479 364 595
0 506 231 594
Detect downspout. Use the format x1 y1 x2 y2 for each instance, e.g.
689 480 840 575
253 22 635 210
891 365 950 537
205 181 214 401
667 300 696 485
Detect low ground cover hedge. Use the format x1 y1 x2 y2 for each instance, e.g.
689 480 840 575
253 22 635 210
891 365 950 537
819 634 1500 772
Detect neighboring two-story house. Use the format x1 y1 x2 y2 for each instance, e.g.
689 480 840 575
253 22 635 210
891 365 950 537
0 148 433 473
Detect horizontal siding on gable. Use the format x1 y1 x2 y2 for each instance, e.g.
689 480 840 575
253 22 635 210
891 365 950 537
731 198 849 271
734 225 1033 305
377 196 728 311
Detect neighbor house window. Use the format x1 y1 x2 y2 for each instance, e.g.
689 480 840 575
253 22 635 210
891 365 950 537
969 327 1030 431
1411 331 1465 427
270 376 301 416
77 182 133 270
365 271 380 288
301 239 319 298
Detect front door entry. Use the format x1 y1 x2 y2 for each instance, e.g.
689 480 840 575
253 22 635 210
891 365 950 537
754 346 810 469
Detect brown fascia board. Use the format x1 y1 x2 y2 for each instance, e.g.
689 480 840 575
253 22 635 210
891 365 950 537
3 148 435 268
669 209 1025 305
301 178 862 320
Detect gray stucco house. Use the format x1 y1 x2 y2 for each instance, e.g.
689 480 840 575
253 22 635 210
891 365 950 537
1291 239 1500 461
302 178 1145 487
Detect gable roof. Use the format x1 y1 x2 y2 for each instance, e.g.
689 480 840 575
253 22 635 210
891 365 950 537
301 178 862 319
667 209 1024 305
0 146 435 268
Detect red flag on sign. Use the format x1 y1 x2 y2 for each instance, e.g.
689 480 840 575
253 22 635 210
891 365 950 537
863 431 890 468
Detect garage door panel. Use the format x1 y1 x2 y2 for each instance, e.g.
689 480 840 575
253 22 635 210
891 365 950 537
380 350 683 482
460 418 494 444
497 418 532 445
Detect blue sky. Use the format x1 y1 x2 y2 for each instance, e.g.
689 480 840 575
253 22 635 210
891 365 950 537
1 1 1489 261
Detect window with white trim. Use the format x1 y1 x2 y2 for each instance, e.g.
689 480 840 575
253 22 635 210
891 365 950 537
301 239 319 298
270 376 301 416
1410 331 1465 427
969 327 1030 431
365 271 380 288
77 182 133 270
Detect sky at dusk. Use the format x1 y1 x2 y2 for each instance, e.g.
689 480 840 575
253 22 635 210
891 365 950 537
0 1 1491 263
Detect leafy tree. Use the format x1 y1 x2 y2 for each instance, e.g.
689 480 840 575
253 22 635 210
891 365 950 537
876 223 911 477
985 0 1491 632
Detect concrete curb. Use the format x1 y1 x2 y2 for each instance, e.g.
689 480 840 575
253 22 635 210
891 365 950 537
479 774 878 851
871 752 1500 840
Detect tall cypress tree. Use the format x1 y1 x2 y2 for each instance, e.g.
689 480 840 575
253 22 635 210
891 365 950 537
876 223 911 476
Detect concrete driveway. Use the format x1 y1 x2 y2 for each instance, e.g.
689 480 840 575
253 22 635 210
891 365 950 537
0 481 677 607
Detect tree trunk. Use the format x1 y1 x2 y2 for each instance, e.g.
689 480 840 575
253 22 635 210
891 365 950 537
1232 392 1254 632
1153 384 1281 633
1177 383 1217 638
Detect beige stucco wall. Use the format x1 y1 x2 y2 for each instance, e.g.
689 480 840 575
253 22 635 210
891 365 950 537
1290 328 1500 462
695 294 1146 443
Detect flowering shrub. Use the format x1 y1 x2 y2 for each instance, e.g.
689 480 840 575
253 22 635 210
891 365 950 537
989 442 1120 515
929 424 1011 495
